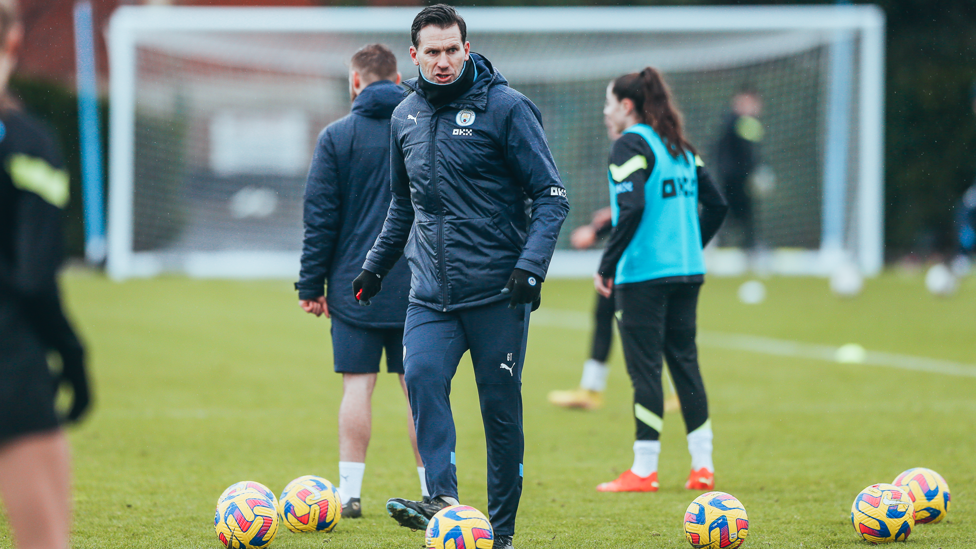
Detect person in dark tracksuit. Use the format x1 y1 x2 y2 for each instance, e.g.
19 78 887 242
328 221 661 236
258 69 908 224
547 207 617 409
295 44 424 518
548 207 683 413
715 88 763 250
594 68 727 494
550 207 617 409
352 6 568 548
0 3 90 544
956 182 976 258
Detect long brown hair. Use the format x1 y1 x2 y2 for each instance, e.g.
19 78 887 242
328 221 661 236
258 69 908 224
612 67 695 159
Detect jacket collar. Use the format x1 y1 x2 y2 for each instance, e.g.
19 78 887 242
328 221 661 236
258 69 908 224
351 80 407 119
404 53 505 112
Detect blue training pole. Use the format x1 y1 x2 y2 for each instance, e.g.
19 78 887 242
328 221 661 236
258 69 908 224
74 1 106 264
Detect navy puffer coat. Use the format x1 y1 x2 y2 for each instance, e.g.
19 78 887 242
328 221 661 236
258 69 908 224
296 80 411 328
364 53 570 311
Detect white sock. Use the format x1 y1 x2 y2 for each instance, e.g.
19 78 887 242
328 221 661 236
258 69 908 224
338 461 366 505
580 359 610 392
418 467 429 498
437 495 460 506
687 420 714 472
630 440 661 478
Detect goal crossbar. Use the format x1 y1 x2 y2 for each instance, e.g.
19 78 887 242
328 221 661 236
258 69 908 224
107 5 885 280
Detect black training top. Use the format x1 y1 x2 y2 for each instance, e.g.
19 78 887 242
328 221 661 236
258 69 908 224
0 108 81 364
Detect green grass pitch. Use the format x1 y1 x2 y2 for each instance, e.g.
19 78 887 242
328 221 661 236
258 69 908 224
1 272 973 548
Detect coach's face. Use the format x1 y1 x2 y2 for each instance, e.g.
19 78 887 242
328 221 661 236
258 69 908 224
410 24 470 85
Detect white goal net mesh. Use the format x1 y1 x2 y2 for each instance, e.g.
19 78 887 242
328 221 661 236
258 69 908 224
108 7 883 279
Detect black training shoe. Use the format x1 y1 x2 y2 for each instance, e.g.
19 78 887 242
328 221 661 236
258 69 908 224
386 496 450 530
495 534 514 549
342 497 362 518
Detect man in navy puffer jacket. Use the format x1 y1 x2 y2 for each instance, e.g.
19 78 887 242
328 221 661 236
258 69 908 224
353 7 569 548
296 44 425 519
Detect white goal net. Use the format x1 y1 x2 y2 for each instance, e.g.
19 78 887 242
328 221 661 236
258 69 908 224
107 6 884 279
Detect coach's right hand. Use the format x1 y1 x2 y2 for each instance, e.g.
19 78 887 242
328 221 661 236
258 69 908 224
501 268 542 311
352 269 383 306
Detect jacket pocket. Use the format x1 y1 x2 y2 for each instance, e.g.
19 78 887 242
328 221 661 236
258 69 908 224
488 212 526 251
405 219 440 305
444 217 520 304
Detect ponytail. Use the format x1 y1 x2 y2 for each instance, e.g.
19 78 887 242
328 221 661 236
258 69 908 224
611 67 695 160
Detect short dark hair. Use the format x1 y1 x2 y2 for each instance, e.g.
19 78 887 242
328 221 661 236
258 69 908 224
350 43 398 81
736 83 760 98
411 4 466 48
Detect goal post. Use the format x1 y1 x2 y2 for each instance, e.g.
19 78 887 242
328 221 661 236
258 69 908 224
106 5 885 280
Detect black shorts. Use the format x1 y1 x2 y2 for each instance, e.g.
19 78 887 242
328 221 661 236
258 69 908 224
330 317 404 374
0 331 60 445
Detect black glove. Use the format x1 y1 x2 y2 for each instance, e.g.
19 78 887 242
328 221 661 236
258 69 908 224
29 304 90 423
500 268 542 311
352 269 383 306
54 341 90 423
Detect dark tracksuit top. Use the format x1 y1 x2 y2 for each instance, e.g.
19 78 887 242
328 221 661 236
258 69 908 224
363 53 569 537
296 80 410 329
714 111 762 246
715 112 762 191
0 109 85 442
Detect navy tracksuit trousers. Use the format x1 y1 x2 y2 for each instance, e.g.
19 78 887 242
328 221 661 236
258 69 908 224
402 299 529 536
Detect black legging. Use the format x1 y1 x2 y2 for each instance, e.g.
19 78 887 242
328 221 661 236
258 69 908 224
722 175 755 249
590 292 615 363
614 281 709 441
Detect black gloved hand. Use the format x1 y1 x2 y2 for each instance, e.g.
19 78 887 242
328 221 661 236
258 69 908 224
24 296 91 424
352 269 383 306
54 342 90 423
500 268 542 310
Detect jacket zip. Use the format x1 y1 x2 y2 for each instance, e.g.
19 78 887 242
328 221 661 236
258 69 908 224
429 109 449 312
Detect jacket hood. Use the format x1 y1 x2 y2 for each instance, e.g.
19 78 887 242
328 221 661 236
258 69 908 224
352 80 407 119
404 53 507 111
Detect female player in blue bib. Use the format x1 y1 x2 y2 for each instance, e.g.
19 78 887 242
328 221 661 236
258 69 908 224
594 67 728 493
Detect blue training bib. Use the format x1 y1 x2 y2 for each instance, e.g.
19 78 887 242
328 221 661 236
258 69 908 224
609 124 705 284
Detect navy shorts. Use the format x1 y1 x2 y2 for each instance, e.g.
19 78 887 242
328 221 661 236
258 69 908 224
0 332 60 445
330 317 404 374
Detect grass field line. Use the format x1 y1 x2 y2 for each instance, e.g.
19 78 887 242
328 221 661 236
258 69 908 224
532 308 976 378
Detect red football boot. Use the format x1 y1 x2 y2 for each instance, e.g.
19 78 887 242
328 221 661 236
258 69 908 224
685 468 715 490
596 470 659 492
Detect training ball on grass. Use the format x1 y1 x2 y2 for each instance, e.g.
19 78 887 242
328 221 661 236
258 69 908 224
950 254 971 277
830 262 863 297
219 481 278 508
925 264 957 296
683 491 749 549
214 489 279 549
278 475 341 533
893 468 951 524
835 343 867 364
425 505 494 549
851 483 914 543
737 280 766 304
